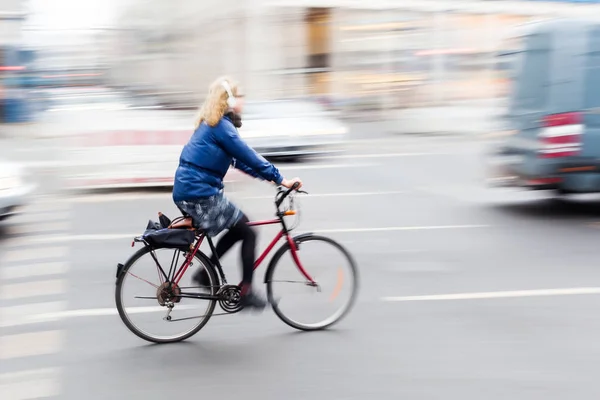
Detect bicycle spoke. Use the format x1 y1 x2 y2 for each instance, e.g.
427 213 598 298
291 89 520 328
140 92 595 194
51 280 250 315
134 296 159 300
127 271 159 289
117 247 219 344
267 235 358 331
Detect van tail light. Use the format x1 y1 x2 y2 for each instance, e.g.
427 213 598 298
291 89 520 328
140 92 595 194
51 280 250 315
538 112 583 158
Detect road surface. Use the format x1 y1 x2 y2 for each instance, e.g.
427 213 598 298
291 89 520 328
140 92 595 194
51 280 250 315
3 133 600 399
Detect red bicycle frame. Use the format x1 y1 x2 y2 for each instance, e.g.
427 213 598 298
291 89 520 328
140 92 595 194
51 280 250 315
171 214 316 287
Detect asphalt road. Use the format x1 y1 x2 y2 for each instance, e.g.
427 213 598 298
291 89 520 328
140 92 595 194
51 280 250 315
4 132 600 399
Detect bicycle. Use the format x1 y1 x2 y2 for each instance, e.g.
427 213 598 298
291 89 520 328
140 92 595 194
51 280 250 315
115 183 359 344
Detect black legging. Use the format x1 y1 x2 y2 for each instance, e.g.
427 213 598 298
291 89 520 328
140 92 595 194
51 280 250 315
209 214 256 286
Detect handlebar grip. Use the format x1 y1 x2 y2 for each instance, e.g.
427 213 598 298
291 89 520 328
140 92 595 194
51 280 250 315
275 182 301 208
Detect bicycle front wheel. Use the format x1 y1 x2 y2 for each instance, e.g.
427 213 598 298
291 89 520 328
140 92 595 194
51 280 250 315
265 234 359 331
115 246 218 344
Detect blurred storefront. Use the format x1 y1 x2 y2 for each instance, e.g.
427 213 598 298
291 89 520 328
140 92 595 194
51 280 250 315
108 0 600 109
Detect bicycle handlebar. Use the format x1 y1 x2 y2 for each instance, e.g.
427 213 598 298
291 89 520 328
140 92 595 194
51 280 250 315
275 182 307 209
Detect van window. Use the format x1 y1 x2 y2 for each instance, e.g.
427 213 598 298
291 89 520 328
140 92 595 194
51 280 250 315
583 29 600 109
513 46 550 110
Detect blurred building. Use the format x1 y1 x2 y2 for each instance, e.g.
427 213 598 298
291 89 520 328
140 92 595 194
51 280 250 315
0 0 27 122
108 0 600 107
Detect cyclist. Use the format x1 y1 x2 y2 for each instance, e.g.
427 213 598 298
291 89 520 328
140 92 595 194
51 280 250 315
172 76 302 310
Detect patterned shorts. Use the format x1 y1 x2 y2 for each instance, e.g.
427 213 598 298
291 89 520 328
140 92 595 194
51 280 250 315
175 192 242 237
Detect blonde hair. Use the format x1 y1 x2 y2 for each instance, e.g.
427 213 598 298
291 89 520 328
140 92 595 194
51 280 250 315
194 76 240 128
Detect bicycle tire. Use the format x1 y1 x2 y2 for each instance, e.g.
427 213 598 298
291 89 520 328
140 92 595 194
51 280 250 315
115 246 218 344
265 234 359 331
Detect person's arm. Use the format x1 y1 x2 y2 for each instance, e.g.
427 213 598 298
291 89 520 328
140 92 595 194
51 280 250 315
231 158 263 180
217 121 283 185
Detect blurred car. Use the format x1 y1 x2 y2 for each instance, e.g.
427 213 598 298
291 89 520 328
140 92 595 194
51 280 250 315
238 100 348 158
63 99 349 190
0 160 36 222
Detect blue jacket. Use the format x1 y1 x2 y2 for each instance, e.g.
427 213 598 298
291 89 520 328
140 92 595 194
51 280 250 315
172 115 283 202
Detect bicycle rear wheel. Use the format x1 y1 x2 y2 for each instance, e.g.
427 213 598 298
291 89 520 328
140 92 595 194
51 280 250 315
115 246 218 344
265 234 359 331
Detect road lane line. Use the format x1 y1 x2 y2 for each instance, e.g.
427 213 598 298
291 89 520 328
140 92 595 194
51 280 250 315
238 190 409 200
314 225 490 233
0 301 67 328
2 247 68 263
69 190 409 203
382 287 600 302
0 331 63 359
0 368 61 400
27 287 600 320
277 163 377 170
32 304 198 320
0 262 68 280
0 280 66 300
322 152 449 159
12 224 491 243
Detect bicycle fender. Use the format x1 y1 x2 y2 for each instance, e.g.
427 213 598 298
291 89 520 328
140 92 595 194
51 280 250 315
263 232 314 284
115 263 125 285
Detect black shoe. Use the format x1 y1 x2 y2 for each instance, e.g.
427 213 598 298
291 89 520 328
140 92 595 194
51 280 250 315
240 290 267 311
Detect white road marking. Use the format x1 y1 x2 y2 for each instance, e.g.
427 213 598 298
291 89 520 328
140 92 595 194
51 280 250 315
24 287 600 321
0 302 67 328
69 190 410 203
314 225 490 234
31 304 198 320
2 247 68 262
0 368 61 400
277 163 377 170
0 262 68 280
382 287 600 302
238 190 409 200
11 224 491 244
25 150 449 170
0 331 63 359
322 152 448 159
0 280 66 300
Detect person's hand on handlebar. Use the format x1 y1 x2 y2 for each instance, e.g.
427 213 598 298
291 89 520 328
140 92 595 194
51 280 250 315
281 177 303 190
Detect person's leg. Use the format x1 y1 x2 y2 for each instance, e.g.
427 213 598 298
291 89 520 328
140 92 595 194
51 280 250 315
209 214 249 266
193 214 264 308
233 217 266 309
234 215 256 291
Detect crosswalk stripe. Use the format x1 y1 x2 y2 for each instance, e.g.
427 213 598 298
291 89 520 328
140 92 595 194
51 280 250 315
0 280 66 300
0 262 68 280
2 247 68 263
0 302 67 328
0 368 61 400
0 331 63 359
